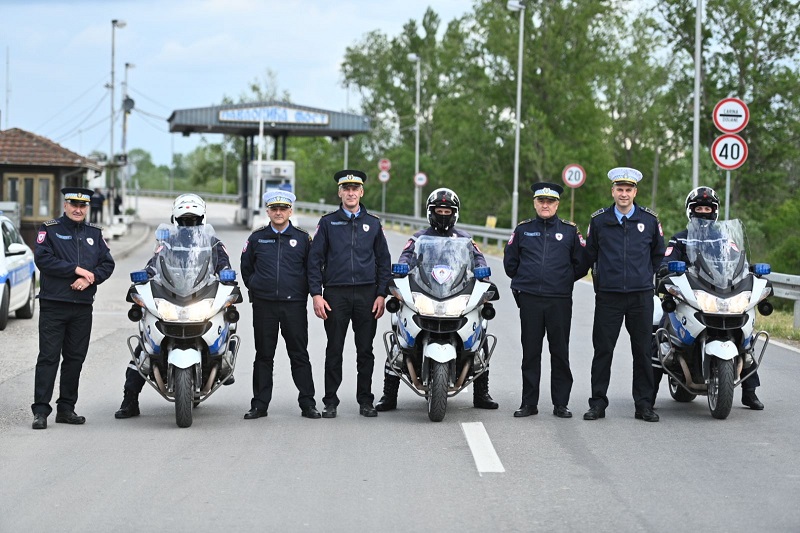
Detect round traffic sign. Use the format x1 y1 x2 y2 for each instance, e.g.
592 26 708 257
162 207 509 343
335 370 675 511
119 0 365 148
378 158 391 172
378 170 390 183
414 172 428 187
562 163 586 189
713 98 749 134
711 134 748 170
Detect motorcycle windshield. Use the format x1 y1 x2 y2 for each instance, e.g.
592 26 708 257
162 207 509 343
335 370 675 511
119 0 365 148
410 236 474 299
151 223 218 297
685 219 747 288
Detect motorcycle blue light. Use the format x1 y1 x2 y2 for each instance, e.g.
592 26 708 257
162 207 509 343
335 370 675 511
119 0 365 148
754 263 771 276
219 269 236 282
474 267 491 280
155 228 171 241
130 270 149 283
392 263 409 275
668 261 686 273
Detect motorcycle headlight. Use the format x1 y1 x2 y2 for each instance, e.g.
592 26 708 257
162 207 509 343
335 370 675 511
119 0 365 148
155 298 215 322
412 292 470 317
693 290 751 314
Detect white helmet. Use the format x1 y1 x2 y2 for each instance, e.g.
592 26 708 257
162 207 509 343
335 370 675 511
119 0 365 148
172 193 206 226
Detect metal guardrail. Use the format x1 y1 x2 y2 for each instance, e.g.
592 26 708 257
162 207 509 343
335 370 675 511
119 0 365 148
765 273 800 329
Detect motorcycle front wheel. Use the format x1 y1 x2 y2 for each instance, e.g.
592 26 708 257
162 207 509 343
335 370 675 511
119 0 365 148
174 367 194 428
427 361 449 422
707 358 735 419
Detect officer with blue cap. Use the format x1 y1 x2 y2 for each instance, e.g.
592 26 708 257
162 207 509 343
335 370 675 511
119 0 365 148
240 188 321 419
582 167 665 423
504 182 588 419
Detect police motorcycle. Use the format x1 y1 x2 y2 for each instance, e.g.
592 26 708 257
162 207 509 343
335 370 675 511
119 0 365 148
382 235 498 422
125 223 243 428
654 218 773 419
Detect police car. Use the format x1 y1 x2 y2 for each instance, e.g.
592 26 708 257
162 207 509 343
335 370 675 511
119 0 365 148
0 214 36 330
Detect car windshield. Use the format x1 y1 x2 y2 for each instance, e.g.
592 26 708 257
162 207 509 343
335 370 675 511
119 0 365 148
410 235 474 299
151 223 217 297
686 218 747 288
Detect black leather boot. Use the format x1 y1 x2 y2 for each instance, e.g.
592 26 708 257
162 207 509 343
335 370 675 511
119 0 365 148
376 374 400 412
114 390 140 419
473 372 499 409
742 389 764 410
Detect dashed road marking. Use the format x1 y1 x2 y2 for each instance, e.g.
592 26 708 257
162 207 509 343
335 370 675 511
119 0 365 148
461 422 504 474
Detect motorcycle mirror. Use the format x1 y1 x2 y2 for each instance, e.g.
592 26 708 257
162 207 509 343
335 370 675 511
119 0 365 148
757 301 774 316
661 297 676 313
130 270 149 283
474 266 491 280
392 263 409 276
385 298 401 313
752 263 771 276
668 261 686 274
127 305 143 322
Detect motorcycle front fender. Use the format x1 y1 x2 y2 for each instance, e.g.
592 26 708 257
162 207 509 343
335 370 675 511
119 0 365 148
168 348 202 369
705 340 738 361
425 342 457 363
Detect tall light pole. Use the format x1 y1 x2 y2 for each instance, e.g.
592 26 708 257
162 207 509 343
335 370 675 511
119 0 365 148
408 53 421 218
121 61 135 216
109 19 126 222
507 0 526 227
691 0 702 189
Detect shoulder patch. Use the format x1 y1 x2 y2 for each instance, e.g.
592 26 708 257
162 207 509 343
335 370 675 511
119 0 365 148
365 212 381 220
560 218 576 227
44 219 59 226
321 210 338 217
87 222 104 230
293 225 310 235
591 208 606 218
252 225 268 234
639 206 659 219
516 218 533 227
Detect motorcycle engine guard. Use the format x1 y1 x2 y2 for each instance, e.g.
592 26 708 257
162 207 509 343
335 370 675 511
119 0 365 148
705 340 738 361
425 342 457 363
168 348 202 369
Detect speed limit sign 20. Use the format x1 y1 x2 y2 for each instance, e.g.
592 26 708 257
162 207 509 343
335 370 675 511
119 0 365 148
562 164 586 189
711 134 748 171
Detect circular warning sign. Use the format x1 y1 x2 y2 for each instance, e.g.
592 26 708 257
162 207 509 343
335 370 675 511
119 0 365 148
713 98 749 134
711 134 748 170
562 163 586 189
414 172 428 187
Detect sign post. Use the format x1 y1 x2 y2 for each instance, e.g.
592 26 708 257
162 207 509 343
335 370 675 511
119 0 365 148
378 170 391 212
712 98 749 220
414 172 428 217
562 163 586 221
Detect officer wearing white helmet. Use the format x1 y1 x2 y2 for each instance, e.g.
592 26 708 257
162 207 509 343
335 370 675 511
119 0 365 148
114 194 233 419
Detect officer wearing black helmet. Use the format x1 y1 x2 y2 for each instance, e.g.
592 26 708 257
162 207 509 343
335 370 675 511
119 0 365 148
31 187 116 430
308 170 392 418
375 187 499 412
504 182 588 419
652 186 764 409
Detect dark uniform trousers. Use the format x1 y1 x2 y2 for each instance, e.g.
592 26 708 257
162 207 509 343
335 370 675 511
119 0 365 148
32 300 93 416
519 293 573 407
322 285 378 406
251 298 315 410
590 290 655 410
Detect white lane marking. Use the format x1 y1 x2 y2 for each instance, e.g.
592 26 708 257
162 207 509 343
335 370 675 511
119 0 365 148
461 422 505 474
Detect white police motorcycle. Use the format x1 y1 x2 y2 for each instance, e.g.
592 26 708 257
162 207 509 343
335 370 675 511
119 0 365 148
383 236 498 422
126 224 242 427
655 219 773 419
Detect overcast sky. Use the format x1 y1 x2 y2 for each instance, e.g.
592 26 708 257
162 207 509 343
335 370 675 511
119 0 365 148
0 0 471 166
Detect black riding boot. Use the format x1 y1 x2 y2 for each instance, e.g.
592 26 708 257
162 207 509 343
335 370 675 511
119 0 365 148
376 374 400 412
114 389 140 419
473 372 498 409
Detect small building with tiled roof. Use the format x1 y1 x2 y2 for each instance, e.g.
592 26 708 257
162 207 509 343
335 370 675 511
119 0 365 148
0 128 101 246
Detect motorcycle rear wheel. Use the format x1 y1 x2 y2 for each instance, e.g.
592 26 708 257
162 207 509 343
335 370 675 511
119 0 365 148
708 358 735 419
427 361 449 422
175 367 194 428
669 377 697 402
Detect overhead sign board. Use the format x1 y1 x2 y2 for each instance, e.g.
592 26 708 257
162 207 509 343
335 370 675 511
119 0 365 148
562 163 586 189
711 134 748 170
713 98 749 134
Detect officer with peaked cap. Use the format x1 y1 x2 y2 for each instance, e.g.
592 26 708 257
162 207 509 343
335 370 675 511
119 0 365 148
239 190 321 420
582 167 665 423
504 182 589 419
31 187 116 429
308 169 392 418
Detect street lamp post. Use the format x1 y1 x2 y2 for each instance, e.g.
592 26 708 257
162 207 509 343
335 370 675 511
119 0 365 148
507 0 526 228
109 19 126 223
121 61 134 217
407 53 421 218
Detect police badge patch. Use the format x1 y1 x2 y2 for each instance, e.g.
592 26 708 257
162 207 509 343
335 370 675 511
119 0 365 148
290 239 297 247
555 233 563 241
37 231 46 244
637 223 645 233
362 224 370 232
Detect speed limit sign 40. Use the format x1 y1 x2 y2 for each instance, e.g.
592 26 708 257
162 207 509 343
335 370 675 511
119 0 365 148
562 164 586 189
711 134 748 170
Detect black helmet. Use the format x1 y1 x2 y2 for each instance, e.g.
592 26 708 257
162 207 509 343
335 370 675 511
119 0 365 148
685 186 720 221
426 188 460 233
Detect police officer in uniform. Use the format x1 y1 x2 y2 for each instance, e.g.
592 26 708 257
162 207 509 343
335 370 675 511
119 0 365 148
583 168 665 422
652 186 764 409
114 193 231 419
308 170 392 418
31 187 116 429
375 187 499 412
504 182 588 419
240 191 321 420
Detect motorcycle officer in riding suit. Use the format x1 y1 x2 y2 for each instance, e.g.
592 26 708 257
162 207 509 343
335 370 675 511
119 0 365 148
114 194 233 419
375 187 499 412
652 186 764 409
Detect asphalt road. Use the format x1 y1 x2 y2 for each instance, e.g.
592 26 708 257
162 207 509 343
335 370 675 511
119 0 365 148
1 198 799 532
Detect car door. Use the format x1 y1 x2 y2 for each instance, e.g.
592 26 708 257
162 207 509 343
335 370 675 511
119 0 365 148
1 219 34 311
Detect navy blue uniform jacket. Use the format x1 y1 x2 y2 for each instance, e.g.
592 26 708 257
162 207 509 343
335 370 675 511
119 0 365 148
241 222 311 301
504 216 588 298
34 215 115 304
308 205 391 297
585 204 665 293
